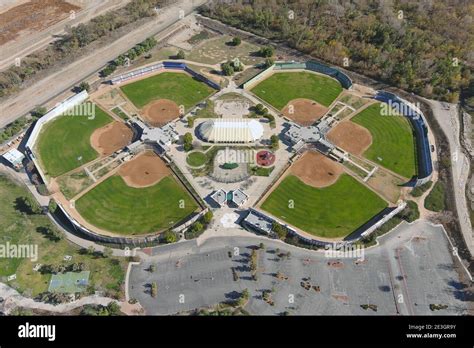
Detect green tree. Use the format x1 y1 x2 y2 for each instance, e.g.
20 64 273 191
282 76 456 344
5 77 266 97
78 81 90 92
127 48 137 60
201 210 213 225
176 49 185 59
48 199 57 214
221 61 234 76
272 221 287 239
183 132 193 152
163 230 177 243
231 37 241 46
191 221 203 233
259 46 274 57
31 106 47 119
255 104 265 114
270 134 279 150
187 117 194 128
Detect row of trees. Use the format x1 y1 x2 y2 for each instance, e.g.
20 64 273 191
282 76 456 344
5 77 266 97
200 1 473 102
101 37 158 77
184 211 213 239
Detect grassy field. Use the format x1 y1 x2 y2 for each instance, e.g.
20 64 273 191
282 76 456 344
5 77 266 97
351 103 417 179
120 72 215 109
261 174 387 238
76 175 199 235
36 105 112 177
251 71 343 109
187 35 264 65
0 175 126 297
186 151 207 167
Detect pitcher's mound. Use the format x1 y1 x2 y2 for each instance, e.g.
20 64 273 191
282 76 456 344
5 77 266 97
90 121 133 156
291 151 343 188
282 98 328 126
118 151 170 188
141 99 180 127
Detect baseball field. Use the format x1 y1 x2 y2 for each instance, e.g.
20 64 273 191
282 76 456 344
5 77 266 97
351 103 417 179
36 105 112 177
75 175 199 235
261 174 387 239
250 71 343 110
120 72 215 110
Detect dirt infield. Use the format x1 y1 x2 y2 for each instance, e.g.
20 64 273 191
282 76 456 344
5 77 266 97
141 99 180 127
282 98 328 126
327 121 372 156
290 151 344 188
118 151 170 188
0 0 80 45
90 121 133 156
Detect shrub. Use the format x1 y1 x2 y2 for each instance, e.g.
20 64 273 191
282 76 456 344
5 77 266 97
399 200 420 222
48 199 57 213
410 181 432 197
259 46 274 57
176 49 185 59
222 162 238 170
162 230 178 243
231 37 241 46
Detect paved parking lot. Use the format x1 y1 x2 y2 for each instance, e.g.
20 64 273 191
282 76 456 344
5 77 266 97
129 220 472 315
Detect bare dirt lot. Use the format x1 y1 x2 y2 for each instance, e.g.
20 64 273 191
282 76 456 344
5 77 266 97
90 121 133 156
141 99 180 127
0 0 80 45
327 121 372 156
118 151 170 188
282 98 328 126
290 151 344 188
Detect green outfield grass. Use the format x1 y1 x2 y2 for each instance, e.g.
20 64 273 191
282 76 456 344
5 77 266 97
250 71 343 109
76 175 199 235
36 105 112 177
351 103 417 179
120 72 215 109
261 174 387 239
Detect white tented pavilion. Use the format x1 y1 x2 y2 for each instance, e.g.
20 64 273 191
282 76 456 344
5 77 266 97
198 119 264 143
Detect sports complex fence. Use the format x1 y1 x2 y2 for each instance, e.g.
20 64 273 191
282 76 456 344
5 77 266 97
242 60 353 90
109 61 221 90
374 91 433 186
